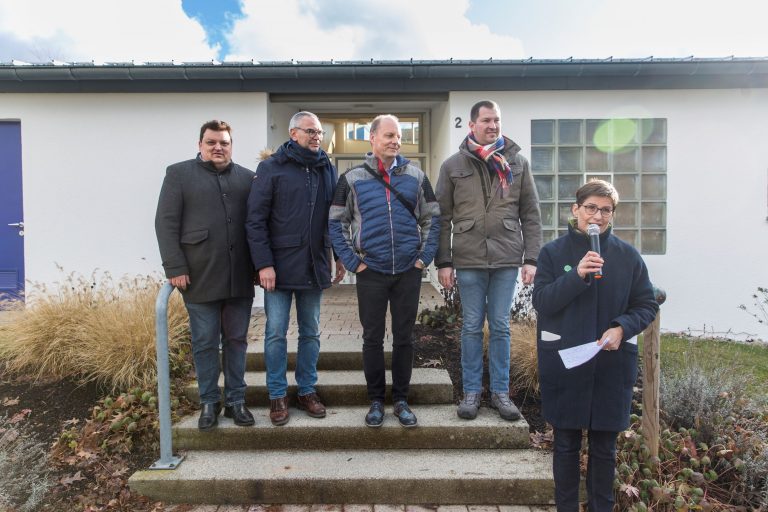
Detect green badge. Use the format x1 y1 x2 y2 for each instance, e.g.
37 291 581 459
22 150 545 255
564 264 572 272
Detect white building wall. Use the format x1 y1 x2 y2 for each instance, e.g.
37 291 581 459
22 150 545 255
450 90 768 340
0 92 268 290
267 102 298 151
429 101 451 183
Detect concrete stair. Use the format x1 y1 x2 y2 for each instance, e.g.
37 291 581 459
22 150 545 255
129 449 553 504
130 289 554 505
182 369 454 406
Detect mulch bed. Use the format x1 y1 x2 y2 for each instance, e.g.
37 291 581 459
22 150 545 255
0 366 161 511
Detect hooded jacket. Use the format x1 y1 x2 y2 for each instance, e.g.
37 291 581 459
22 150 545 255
532 223 658 431
246 142 337 290
435 136 542 269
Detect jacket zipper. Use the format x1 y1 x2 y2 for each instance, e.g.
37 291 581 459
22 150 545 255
388 198 395 274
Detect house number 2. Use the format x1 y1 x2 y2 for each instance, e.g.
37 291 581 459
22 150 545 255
454 117 462 128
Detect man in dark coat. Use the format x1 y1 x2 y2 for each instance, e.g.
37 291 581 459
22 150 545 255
533 179 658 512
246 111 345 426
155 120 256 431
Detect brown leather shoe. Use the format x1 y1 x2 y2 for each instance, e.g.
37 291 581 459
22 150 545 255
297 392 326 418
269 397 289 426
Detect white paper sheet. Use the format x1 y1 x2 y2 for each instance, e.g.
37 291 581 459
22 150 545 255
558 340 603 369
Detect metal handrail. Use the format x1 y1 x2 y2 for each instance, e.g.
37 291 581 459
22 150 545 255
149 281 184 470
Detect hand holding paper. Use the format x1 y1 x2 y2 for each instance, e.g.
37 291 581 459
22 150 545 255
558 340 603 369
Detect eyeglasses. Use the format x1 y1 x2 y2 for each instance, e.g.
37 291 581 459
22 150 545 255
294 127 325 138
579 203 615 216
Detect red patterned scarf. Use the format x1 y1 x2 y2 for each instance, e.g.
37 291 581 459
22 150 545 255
465 134 513 194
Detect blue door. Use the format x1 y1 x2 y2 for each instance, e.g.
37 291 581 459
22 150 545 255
0 121 24 300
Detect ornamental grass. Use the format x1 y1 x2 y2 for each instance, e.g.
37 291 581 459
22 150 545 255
0 270 189 393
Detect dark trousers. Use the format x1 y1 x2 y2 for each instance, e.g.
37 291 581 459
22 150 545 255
356 267 422 403
553 428 618 512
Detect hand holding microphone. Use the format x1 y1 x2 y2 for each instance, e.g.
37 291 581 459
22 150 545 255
587 224 603 279
576 224 604 279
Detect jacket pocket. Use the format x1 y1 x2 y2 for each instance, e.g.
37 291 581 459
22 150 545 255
502 218 520 232
453 218 475 234
272 234 302 248
180 229 208 245
450 169 474 179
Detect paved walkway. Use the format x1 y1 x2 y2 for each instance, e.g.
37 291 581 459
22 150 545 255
168 284 554 511
250 282 444 342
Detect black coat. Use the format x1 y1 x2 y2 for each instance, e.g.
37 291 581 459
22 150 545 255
246 145 337 290
155 157 255 303
532 224 658 432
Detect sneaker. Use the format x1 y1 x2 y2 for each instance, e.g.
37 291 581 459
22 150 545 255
393 400 417 428
457 392 481 420
490 392 521 421
365 400 384 427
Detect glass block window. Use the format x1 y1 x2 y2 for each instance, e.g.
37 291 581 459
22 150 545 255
530 118 667 254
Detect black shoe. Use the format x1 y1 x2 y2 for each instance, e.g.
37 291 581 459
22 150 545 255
393 400 417 428
365 400 384 427
224 403 255 426
198 402 221 431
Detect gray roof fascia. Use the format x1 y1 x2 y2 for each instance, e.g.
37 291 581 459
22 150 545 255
0 58 766 93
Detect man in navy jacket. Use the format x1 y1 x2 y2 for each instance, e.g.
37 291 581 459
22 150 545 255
246 111 344 426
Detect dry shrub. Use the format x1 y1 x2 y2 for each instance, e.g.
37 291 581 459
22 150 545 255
510 320 539 396
479 285 540 396
510 285 539 396
0 270 189 393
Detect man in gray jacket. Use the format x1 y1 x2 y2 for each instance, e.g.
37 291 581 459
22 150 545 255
435 100 542 422
155 120 255 431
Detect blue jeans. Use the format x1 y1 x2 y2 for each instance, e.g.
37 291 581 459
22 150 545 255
185 297 253 406
455 267 519 395
264 288 323 399
553 428 618 512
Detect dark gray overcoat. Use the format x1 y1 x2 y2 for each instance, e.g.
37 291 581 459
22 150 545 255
155 156 255 304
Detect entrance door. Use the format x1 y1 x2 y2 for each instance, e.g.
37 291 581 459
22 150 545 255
0 121 25 300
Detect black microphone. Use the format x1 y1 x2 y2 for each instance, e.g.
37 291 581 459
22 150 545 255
587 223 603 279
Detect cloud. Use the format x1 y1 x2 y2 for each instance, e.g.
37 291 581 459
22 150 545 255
225 0 525 61
0 0 217 62
561 0 768 58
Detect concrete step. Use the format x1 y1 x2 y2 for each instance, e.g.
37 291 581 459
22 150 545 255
245 338 388 371
173 405 530 451
183 368 454 406
129 449 554 505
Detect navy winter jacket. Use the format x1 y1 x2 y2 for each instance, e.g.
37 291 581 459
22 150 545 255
329 153 440 275
246 143 337 290
532 223 658 432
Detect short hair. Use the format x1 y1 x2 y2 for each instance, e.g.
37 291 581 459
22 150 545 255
199 120 231 142
575 179 620 208
370 114 400 134
470 100 501 122
289 111 320 131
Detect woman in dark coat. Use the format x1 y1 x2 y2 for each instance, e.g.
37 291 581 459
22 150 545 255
532 180 658 512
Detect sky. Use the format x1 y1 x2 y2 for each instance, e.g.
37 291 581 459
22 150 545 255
0 0 766 63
